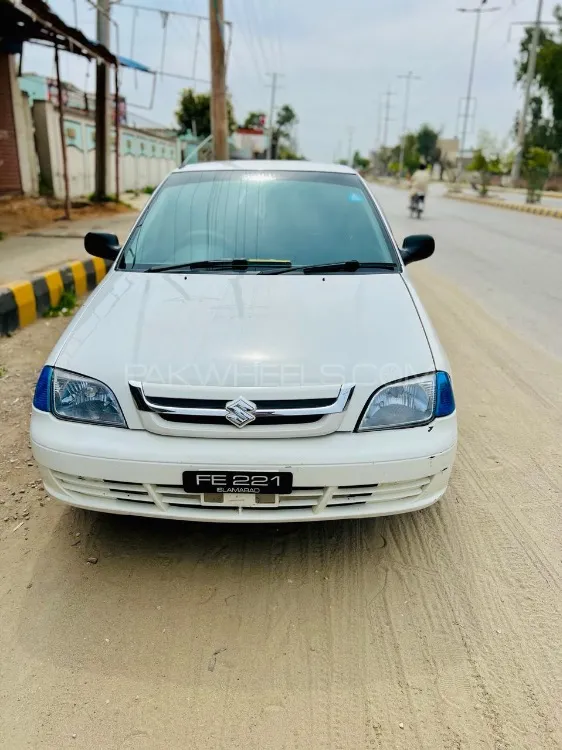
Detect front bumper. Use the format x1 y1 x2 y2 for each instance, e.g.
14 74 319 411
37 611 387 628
31 411 457 523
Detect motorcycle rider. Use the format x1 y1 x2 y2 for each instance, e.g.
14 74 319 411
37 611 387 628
409 161 430 211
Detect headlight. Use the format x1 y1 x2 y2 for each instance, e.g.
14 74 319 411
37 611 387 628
357 371 454 431
33 366 127 428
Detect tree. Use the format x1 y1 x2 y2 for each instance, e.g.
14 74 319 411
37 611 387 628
515 6 562 157
278 144 303 160
276 104 297 134
417 124 440 165
272 104 297 158
516 95 557 153
175 89 236 138
352 151 370 170
402 132 420 174
523 146 552 203
242 111 266 129
373 146 394 175
467 148 503 196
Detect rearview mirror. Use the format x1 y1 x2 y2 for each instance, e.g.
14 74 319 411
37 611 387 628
84 232 120 261
400 234 435 265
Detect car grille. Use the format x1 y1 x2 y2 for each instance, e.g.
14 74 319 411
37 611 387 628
128 382 355 435
146 397 336 410
158 414 323 426
51 471 433 511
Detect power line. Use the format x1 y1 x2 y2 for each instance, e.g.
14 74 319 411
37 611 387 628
117 2 224 25
231 3 267 87
266 0 283 70
241 0 269 71
247 0 275 71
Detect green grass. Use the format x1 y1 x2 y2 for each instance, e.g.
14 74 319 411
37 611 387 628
44 288 78 318
142 185 156 194
0 365 7 378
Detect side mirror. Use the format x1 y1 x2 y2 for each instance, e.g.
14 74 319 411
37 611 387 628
84 232 120 261
400 234 435 265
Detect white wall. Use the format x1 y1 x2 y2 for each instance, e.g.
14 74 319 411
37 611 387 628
34 102 181 199
9 57 39 195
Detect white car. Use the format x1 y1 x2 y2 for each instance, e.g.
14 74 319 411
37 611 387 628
31 161 456 523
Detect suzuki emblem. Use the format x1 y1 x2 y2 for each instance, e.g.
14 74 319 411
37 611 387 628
225 397 257 428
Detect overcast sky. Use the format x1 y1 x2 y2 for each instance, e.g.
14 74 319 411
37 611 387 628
22 0 560 161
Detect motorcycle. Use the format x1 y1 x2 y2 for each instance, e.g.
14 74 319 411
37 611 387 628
409 193 425 219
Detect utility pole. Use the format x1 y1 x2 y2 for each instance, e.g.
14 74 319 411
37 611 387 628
94 0 110 200
376 95 383 150
347 126 354 166
54 45 71 219
511 0 544 183
382 88 395 149
266 72 280 159
209 0 228 160
398 71 420 177
457 1 500 175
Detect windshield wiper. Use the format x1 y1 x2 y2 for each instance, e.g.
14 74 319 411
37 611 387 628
265 260 397 275
144 258 292 273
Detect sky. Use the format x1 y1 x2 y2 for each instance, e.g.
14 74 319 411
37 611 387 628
21 0 560 161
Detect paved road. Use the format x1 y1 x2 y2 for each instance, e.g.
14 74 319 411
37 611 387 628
1 193 561 749
370 183 562 360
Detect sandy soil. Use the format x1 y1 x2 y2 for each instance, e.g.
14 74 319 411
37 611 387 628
0 195 133 239
0 266 560 750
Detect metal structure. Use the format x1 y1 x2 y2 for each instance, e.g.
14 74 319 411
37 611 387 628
398 71 421 177
456 1 500 174
511 0 545 183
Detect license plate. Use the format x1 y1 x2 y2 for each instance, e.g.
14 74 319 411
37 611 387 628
183 471 293 495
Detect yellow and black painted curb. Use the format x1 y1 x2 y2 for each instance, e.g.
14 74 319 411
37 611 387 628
0 257 112 336
445 192 562 219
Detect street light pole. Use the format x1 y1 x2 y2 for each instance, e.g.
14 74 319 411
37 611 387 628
511 0 544 184
382 88 395 150
457 1 500 175
398 71 420 177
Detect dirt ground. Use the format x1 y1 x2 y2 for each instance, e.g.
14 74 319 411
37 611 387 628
0 266 560 750
0 195 133 239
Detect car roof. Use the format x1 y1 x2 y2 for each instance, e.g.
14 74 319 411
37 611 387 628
175 160 358 175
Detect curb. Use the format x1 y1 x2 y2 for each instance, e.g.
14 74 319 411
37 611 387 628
0 256 111 335
445 193 562 219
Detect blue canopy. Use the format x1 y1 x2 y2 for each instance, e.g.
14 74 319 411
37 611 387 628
116 55 152 73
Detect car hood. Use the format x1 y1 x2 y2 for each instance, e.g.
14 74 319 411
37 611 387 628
54 271 434 424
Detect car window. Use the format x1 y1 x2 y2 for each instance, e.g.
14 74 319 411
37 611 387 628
121 170 397 270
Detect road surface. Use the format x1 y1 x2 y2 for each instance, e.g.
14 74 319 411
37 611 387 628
0 195 147 284
488 189 562 210
371 183 562 360
0 193 560 749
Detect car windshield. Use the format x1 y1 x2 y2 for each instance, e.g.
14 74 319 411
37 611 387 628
120 170 398 272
